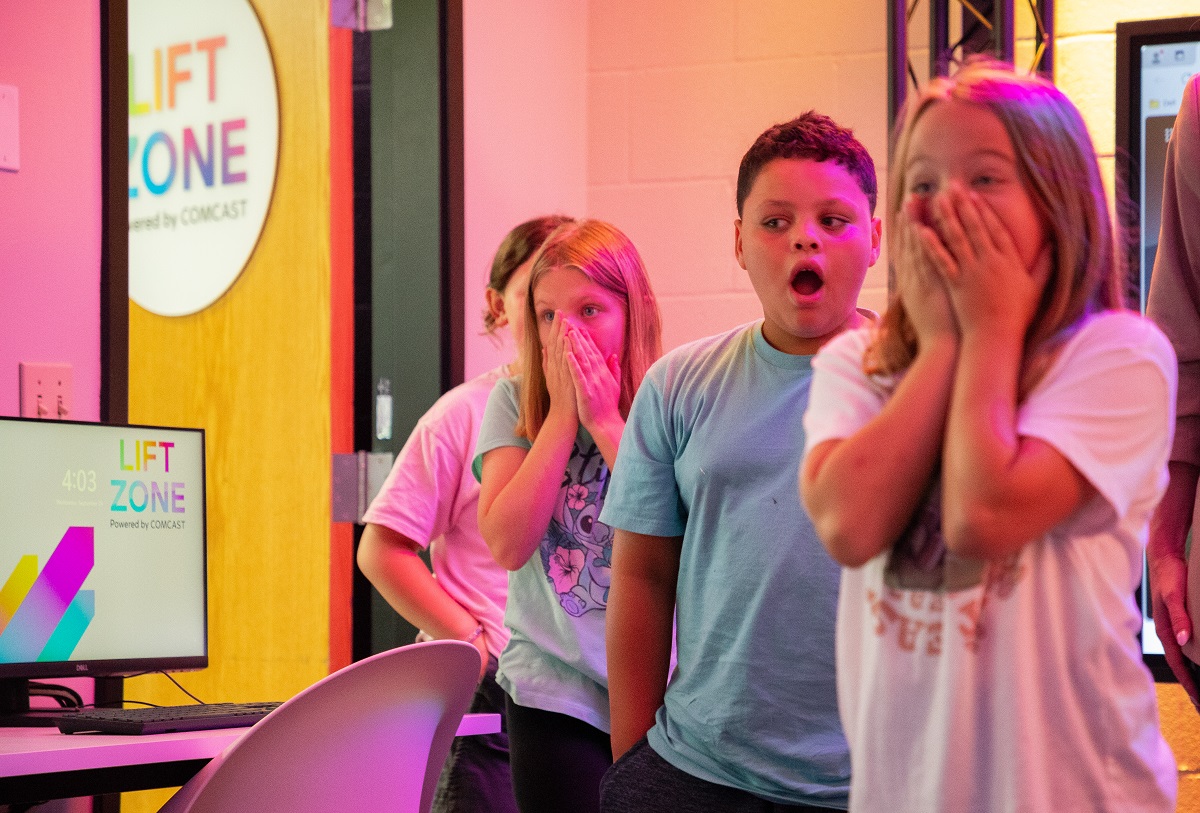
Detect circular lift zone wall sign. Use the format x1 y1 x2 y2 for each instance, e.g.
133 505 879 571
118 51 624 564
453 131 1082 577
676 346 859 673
128 0 279 316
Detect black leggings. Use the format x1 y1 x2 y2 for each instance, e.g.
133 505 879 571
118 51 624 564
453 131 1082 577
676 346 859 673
505 694 613 813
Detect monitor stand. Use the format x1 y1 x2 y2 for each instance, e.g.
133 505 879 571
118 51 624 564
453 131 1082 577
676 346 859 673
0 676 124 727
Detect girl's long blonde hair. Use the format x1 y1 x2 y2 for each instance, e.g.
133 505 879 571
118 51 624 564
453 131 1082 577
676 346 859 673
867 60 1125 395
515 219 662 440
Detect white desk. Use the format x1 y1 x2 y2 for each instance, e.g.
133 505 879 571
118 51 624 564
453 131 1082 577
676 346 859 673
0 713 500 803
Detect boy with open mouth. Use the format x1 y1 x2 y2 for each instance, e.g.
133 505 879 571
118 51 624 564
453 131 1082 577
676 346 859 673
600 112 881 812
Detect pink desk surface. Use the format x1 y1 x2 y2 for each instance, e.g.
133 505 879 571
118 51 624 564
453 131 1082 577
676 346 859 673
0 712 500 778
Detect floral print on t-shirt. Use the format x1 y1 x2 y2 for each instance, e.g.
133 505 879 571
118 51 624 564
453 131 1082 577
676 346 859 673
540 441 612 617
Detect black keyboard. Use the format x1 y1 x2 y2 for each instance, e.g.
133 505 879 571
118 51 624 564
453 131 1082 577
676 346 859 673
54 701 282 735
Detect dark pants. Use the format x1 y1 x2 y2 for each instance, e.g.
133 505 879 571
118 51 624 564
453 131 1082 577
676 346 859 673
505 694 613 813
431 655 517 813
601 737 843 813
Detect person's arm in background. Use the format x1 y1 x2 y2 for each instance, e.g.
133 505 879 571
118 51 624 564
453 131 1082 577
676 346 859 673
1149 463 1200 704
1147 74 1200 703
357 524 489 680
606 530 681 759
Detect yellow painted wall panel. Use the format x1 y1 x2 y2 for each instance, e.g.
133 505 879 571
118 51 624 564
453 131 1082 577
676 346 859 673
123 0 331 809
1159 683 1200 811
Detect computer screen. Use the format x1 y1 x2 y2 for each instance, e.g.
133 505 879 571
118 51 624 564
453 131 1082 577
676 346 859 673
1116 14 1200 680
0 417 207 707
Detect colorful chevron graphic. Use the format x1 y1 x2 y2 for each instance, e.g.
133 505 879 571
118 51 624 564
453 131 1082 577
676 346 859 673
0 527 95 663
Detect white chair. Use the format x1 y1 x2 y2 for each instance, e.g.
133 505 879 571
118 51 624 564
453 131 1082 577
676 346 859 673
158 639 482 813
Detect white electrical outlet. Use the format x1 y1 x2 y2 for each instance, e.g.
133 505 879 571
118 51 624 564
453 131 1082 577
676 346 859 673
18 363 72 420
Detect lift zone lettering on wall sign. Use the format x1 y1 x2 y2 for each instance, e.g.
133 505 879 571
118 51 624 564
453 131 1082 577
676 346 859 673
128 0 279 317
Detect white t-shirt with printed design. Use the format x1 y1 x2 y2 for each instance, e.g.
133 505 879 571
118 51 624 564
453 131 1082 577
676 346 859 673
803 311 1178 813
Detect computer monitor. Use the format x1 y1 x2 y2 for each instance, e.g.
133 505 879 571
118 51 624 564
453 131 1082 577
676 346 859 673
1116 14 1200 681
0 417 208 722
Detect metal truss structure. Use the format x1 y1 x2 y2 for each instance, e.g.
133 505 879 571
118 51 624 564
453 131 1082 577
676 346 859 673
888 0 1056 127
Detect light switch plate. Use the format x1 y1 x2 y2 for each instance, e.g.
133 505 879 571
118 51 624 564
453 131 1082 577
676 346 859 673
0 85 18 173
19 363 72 420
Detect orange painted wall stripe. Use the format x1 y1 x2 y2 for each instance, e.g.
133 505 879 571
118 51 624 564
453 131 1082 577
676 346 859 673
328 23 355 674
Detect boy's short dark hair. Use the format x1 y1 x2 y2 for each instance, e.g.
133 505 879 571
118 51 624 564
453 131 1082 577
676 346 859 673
736 112 877 217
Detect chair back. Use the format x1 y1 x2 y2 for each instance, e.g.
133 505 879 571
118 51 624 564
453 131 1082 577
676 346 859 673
158 640 481 813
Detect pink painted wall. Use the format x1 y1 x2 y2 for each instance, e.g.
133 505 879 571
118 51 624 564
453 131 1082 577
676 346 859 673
0 0 103 421
461 0 588 380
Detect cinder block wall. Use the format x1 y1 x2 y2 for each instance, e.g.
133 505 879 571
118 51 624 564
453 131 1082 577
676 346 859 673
585 0 890 352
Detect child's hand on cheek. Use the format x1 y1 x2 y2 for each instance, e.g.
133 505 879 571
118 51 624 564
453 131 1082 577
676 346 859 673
899 200 959 349
931 184 1039 341
565 325 622 436
542 312 578 420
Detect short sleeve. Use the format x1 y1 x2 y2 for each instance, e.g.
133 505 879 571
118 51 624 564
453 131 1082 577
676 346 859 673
1018 314 1177 518
472 377 530 481
803 328 891 456
362 415 464 547
599 364 687 537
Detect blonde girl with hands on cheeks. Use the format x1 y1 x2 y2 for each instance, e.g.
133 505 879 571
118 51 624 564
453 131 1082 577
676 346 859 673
801 61 1178 812
475 220 662 813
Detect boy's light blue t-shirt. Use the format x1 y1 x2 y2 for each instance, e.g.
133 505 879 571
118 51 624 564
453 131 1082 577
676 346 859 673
599 322 849 808
474 377 611 732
